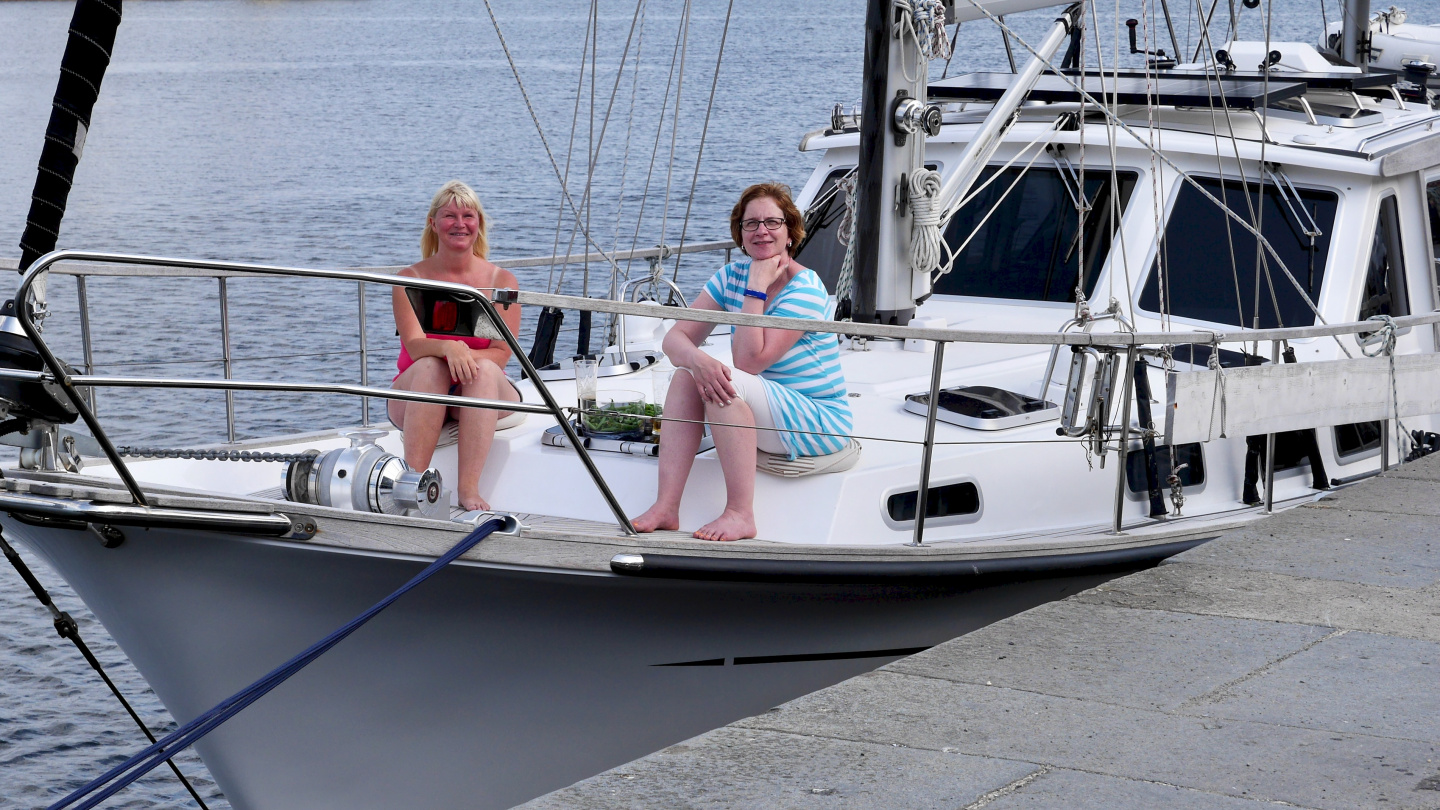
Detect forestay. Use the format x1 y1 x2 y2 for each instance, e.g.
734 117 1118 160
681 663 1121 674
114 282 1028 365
1164 355 1440 444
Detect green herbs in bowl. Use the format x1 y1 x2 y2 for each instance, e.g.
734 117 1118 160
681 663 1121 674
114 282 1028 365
583 393 660 440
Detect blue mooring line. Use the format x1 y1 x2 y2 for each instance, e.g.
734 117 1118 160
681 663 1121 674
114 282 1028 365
49 518 507 810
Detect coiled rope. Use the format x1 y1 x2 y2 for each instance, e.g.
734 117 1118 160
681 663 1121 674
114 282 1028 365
49 518 509 810
909 168 948 277
833 172 859 314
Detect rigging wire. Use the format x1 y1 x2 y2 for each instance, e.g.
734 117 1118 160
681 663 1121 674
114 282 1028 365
657 0 694 271
671 0 737 284
1190 0 1251 328
961 7 1351 357
544 7 596 295
620 3 690 287
480 0 620 275
604 0 650 345
553 0 648 296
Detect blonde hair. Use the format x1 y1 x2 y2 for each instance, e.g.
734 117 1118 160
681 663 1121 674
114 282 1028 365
421 180 490 259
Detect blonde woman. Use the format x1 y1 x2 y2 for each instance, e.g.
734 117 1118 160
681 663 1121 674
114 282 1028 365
390 181 521 512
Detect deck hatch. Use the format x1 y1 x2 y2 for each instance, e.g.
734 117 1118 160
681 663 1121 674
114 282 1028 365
903 385 1058 430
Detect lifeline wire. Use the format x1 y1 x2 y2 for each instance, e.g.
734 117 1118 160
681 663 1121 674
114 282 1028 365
481 0 619 273
50 518 509 810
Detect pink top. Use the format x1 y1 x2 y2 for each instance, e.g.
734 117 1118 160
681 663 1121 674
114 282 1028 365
395 334 492 382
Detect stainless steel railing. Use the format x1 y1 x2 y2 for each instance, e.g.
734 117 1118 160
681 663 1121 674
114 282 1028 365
12 248 1440 543
1 238 735 436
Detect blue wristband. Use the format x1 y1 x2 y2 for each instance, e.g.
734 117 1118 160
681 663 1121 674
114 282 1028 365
743 288 768 302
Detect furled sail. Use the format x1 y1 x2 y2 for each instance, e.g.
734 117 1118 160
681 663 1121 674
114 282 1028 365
17 0 123 272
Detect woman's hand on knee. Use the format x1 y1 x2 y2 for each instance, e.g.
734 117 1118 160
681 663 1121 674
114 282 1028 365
689 353 736 406
442 341 479 384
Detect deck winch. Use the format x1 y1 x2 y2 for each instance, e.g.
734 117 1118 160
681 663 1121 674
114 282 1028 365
284 429 448 519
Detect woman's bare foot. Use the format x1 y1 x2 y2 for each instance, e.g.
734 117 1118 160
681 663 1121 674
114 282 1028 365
632 504 680 533
459 492 491 512
693 508 756 542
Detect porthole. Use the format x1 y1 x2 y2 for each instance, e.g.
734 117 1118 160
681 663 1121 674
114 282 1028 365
884 480 981 529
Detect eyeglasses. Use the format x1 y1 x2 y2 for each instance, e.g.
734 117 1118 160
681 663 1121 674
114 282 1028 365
740 217 786 232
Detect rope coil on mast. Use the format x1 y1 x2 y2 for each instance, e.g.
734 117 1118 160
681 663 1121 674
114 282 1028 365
908 169 948 276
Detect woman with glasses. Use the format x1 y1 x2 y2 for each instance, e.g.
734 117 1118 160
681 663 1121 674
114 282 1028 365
633 183 852 541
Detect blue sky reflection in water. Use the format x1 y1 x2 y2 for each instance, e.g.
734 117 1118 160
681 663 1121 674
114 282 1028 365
0 0 1382 805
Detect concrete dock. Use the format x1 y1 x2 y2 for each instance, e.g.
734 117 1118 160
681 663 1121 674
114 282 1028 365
525 455 1440 809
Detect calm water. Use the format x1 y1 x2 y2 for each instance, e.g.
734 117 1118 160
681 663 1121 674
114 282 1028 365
0 0 1382 806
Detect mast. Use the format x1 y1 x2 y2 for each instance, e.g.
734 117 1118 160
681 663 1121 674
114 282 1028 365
1341 0 1371 71
17 0 123 272
853 0 932 326
852 0 1080 325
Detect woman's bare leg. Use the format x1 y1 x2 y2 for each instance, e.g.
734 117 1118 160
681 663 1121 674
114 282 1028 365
633 368 705 532
453 360 518 511
389 357 450 470
693 397 759 542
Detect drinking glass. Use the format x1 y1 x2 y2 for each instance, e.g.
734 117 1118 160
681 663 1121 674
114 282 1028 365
575 359 599 421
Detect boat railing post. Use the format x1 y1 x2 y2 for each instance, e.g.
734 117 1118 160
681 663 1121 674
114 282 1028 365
476 292 637 535
1111 345 1138 535
75 274 95 414
358 280 370 426
219 276 236 443
1263 340 1279 513
911 341 947 547
13 253 150 506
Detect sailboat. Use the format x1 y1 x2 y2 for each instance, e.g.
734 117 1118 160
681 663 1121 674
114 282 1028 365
7 0 1440 807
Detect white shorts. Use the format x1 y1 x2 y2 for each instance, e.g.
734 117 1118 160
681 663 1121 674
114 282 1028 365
719 369 788 455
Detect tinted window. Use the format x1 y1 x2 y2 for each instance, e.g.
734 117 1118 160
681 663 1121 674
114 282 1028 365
794 169 854 295
887 481 980 522
1359 196 1409 320
1427 179 1440 262
935 167 1136 302
795 165 938 295
1140 176 1336 327
1126 442 1205 493
1335 421 1382 458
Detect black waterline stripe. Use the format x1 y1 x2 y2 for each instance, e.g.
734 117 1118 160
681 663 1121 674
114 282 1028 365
655 646 931 667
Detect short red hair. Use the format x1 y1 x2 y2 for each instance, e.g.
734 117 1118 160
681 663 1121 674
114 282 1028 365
730 183 805 257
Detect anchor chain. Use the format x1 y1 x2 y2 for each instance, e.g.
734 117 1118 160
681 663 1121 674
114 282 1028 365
117 447 318 463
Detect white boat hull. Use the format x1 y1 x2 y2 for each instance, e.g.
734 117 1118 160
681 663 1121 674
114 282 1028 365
10 518 1129 809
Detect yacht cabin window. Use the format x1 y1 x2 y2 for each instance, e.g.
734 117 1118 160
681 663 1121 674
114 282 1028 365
1425 179 1440 268
934 167 1137 302
1359 195 1409 321
1139 176 1337 328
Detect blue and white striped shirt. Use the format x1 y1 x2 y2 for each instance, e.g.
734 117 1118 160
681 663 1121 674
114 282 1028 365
703 261 852 458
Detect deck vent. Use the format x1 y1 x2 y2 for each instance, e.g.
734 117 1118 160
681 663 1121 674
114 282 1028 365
902 385 1058 430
